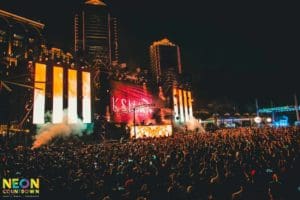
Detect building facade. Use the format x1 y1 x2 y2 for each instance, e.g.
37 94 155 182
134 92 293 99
149 38 194 125
0 9 45 125
0 9 44 70
149 38 182 85
74 0 119 66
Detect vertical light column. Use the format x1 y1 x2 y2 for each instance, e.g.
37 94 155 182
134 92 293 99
178 89 185 123
68 69 77 123
188 91 193 120
173 87 179 123
82 71 91 123
52 67 64 123
183 90 189 122
33 63 46 124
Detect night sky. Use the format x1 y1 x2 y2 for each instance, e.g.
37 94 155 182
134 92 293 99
1 0 299 110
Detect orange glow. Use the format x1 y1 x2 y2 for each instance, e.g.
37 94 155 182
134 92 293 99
188 91 193 120
68 69 77 98
0 9 44 29
34 63 46 84
53 67 63 98
183 90 189 122
151 38 176 47
173 87 179 122
130 125 173 138
82 71 91 123
178 89 184 123
85 0 106 6
33 63 46 124
53 67 64 123
159 86 166 100
68 69 77 123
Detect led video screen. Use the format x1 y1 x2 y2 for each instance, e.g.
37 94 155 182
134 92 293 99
33 63 46 124
33 65 92 124
110 81 154 124
130 125 173 138
68 69 77 123
52 66 64 123
173 87 194 124
82 71 91 123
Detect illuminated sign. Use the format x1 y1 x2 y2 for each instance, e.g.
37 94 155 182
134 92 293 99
2 178 40 198
130 125 172 138
110 81 154 123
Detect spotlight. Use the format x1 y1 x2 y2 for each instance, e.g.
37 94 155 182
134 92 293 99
266 117 272 123
254 116 262 124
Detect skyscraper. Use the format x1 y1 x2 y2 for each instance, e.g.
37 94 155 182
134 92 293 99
149 38 182 84
74 0 119 65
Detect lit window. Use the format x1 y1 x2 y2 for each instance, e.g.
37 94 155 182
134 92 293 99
13 40 22 47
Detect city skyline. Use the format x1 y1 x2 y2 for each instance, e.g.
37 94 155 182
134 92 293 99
1 0 299 108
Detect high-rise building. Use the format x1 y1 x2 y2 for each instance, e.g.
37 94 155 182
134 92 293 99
0 9 44 68
74 0 119 66
0 9 44 125
149 38 182 84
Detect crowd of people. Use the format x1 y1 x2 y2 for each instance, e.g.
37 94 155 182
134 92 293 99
1 127 300 200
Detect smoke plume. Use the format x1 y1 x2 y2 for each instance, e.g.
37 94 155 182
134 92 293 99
32 110 88 149
185 117 206 133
